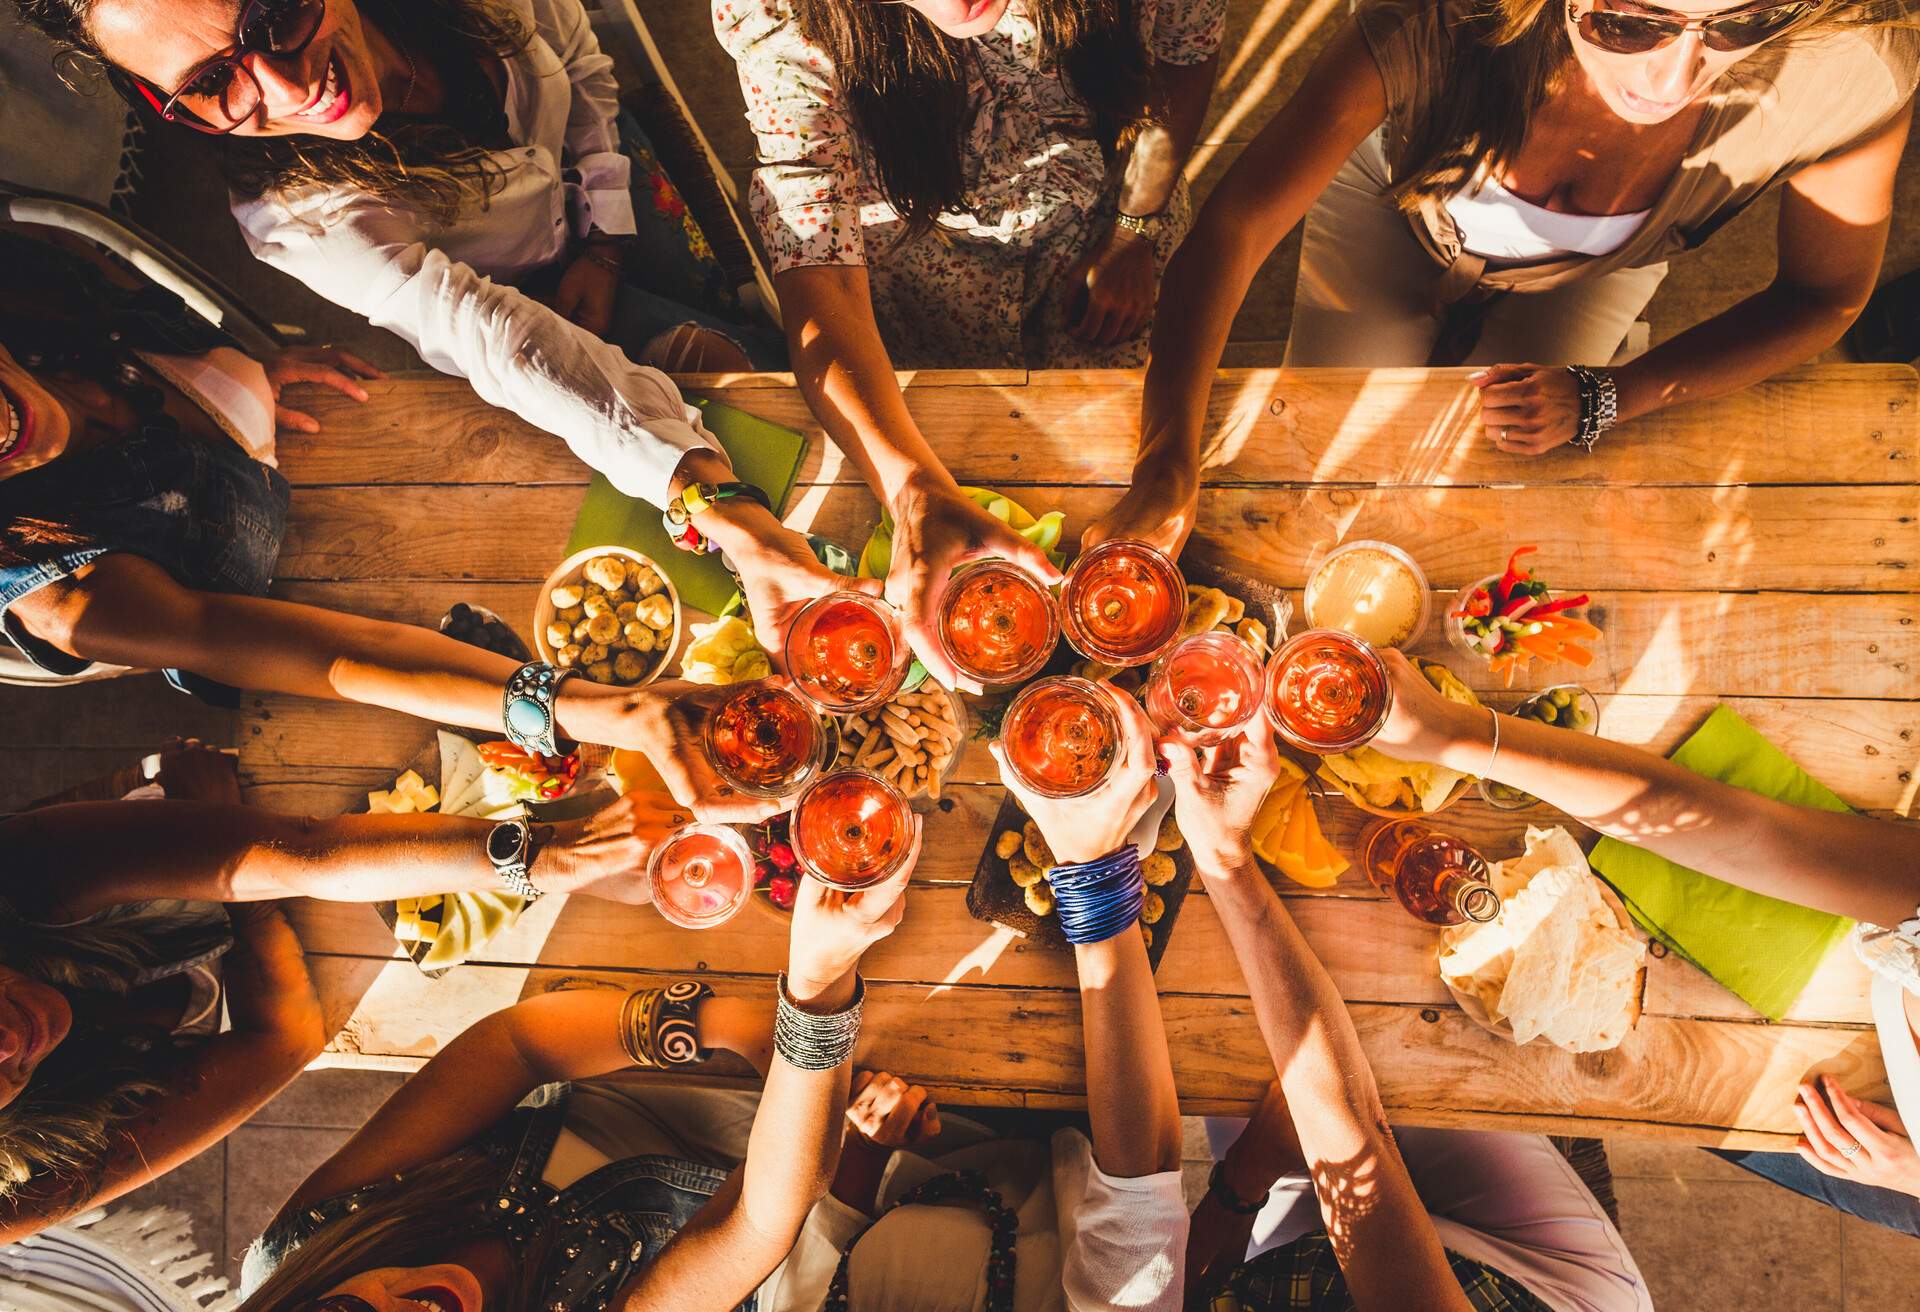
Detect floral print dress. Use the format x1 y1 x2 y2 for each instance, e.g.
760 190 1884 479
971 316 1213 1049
713 0 1228 369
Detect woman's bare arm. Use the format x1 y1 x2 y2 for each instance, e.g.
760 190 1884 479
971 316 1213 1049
0 905 326 1244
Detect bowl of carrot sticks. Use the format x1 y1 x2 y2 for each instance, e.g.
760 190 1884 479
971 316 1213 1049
1444 547 1600 687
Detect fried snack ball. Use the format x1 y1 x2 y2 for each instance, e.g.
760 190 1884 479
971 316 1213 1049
630 564 666 598
636 594 674 630
615 600 640 626
580 642 610 666
573 618 595 643
557 643 584 668
1022 820 1054 869
586 659 617 683
1142 890 1166 925
1008 854 1044 889
1143 852 1177 887
581 580 606 601
586 612 622 645
548 583 584 610
1155 812 1183 852
1141 924 1153 949
624 622 658 653
583 556 628 590
1024 881 1055 915
613 650 648 682
581 593 614 620
995 830 1023 860
545 622 573 650
556 603 584 626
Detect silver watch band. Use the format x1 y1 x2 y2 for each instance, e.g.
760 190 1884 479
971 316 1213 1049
487 818 546 903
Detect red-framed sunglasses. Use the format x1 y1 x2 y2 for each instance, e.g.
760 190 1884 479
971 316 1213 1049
129 0 328 133
1569 0 1820 54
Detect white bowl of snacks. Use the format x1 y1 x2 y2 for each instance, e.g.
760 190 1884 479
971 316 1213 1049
534 546 680 687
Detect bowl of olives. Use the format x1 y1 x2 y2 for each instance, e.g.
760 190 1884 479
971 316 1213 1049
1478 684 1600 811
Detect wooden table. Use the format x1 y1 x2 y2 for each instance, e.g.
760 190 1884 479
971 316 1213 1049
244 364 1919 1149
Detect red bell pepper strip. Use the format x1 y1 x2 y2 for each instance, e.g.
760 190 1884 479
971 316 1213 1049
1502 594 1540 620
1532 594 1589 616
1499 545 1538 593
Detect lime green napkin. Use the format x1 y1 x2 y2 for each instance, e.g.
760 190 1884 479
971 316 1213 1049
564 399 809 617
1589 705 1853 1020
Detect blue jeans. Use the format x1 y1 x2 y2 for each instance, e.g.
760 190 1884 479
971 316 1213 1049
1712 1149 1920 1236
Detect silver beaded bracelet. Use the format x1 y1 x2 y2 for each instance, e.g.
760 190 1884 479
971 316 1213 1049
774 972 865 1071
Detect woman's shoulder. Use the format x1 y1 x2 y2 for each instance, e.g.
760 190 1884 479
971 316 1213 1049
712 0 809 62
1774 20 1920 98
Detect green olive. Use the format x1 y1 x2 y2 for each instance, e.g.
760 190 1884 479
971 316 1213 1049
1549 689 1573 709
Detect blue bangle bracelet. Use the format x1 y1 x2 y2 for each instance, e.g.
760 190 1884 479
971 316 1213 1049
1048 846 1145 945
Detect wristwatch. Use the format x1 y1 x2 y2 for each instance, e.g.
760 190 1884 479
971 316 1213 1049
486 818 546 903
1207 1159 1267 1216
503 660 576 758
662 480 773 554
1113 210 1162 243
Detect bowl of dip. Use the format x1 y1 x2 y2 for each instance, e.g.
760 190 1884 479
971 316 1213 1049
1303 541 1431 649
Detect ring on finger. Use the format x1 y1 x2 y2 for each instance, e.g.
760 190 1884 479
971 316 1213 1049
1500 428 1510 442
1841 1140 1863 1158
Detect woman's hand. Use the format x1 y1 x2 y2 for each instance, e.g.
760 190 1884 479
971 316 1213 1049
552 243 624 338
733 528 880 665
1794 1074 1920 1198
597 680 790 824
1158 722 1287 877
846 1069 942 1148
265 346 383 434
543 790 690 904
220 902 327 1058
992 682 1159 866
889 474 1064 693
786 822 920 1003
1365 648 1483 766
1079 456 1199 559
1470 364 1583 456
1066 227 1158 347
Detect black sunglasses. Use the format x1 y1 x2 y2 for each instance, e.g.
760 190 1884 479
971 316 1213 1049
1569 0 1820 54
131 0 328 133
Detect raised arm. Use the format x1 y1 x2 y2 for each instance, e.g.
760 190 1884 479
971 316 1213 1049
1090 19 1386 552
0 904 325 1244
0 788 680 919
1368 649 1920 927
9 552 781 821
614 832 918 1310
1161 726 1473 1312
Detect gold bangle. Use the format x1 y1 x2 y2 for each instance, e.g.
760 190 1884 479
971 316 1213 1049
619 981 715 1069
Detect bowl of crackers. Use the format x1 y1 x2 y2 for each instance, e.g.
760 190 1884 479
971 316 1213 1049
533 546 680 687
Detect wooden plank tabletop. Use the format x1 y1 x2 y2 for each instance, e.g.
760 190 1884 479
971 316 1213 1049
241 364 1919 1149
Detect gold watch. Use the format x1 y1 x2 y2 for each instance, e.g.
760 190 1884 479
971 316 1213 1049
1114 210 1161 243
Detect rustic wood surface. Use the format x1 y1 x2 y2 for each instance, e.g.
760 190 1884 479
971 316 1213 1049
242 364 1919 1149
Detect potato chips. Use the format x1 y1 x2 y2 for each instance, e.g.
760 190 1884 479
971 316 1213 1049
1437 826 1646 1053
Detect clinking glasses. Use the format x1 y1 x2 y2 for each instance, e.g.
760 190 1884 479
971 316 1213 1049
129 0 328 133
1569 0 1819 54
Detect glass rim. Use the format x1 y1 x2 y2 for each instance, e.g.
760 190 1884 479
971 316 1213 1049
783 589 910 714
700 679 828 800
647 823 757 929
1262 628 1393 754
1146 630 1264 740
1059 538 1186 667
788 767 914 890
1000 674 1121 798
935 557 1061 687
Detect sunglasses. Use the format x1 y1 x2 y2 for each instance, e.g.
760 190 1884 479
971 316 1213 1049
131 0 328 134
1569 0 1820 54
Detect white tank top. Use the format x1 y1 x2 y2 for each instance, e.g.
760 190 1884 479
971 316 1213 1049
1445 176 1649 263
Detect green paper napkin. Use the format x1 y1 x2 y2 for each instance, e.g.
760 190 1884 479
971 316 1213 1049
1589 705 1854 1020
564 399 809 618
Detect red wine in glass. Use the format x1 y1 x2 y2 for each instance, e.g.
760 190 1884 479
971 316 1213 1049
703 680 828 799
1263 628 1392 754
938 560 1060 687
1000 675 1120 799
790 769 915 890
785 590 909 713
1145 631 1264 747
1060 539 1186 667
648 824 756 930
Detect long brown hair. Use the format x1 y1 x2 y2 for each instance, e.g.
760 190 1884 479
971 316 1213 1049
14 0 534 226
236 1149 558 1311
791 0 1158 239
1385 0 1905 212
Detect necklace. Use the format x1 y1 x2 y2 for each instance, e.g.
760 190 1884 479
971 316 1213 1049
391 24 418 114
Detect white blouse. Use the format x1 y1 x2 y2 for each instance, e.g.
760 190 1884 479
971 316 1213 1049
1853 916 1920 1131
230 0 719 507
1445 176 1649 263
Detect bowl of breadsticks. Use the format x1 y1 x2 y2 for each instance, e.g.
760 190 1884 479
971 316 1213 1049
831 680 969 807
